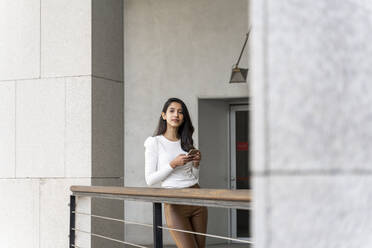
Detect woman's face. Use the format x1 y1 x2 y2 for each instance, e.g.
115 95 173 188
162 102 184 128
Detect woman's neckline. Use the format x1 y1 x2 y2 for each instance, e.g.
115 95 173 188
161 135 180 143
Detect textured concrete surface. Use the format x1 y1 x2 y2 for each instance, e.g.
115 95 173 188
40 178 91 248
1 1 94 247
250 0 372 247
252 176 268 248
92 77 124 178
90 1 124 248
65 76 92 177
41 0 91 77
0 0 40 80
269 176 372 248
249 0 266 174
16 78 65 177
0 178 91 248
267 0 372 172
92 0 124 82
0 179 39 248
14 76 93 179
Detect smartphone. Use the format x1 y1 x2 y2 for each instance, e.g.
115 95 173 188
187 149 199 156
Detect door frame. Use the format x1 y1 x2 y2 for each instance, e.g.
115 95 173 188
229 104 250 240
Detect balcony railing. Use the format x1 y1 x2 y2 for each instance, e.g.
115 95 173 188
69 186 252 248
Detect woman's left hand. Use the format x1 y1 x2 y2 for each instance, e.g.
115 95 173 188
192 151 202 168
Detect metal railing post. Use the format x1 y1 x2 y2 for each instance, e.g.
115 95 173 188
153 202 163 248
69 195 76 248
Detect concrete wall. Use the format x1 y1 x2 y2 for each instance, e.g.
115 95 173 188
251 0 372 247
0 0 123 247
91 0 124 247
0 0 92 247
124 0 249 245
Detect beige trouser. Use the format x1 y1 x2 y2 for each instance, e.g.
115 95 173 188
164 184 208 248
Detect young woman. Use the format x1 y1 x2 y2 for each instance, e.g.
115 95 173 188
144 97 208 248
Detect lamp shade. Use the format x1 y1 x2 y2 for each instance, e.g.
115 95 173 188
229 67 248 83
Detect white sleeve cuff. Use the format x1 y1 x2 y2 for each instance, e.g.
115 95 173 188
192 166 200 178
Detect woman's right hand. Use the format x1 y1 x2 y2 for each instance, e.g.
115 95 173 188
170 154 192 169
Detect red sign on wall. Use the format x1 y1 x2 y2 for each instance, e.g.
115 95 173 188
237 142 248 151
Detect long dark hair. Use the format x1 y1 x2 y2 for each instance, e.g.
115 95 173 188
154 98 195 152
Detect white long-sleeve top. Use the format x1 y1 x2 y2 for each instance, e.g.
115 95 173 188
144 135 199 188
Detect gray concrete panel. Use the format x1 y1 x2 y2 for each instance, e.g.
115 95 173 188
92 77 124 178
92 0 124 82
268 175 372 248
266 0 372 172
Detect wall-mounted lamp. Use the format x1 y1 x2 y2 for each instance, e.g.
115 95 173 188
229 30 250 83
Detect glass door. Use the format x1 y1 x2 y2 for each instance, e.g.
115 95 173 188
229 104 250 240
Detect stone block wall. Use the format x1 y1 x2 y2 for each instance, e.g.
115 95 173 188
0 0 123 247
0 1 92 247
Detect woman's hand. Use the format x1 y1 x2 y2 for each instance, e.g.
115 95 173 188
191 151 202 168
170 154 193 169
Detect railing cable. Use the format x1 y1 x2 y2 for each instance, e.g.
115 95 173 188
73 211 153 228
159 226 252 244
72 228 149 248
72 211 251 244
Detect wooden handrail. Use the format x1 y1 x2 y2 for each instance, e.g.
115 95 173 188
71 186 251 201
70 186 251 209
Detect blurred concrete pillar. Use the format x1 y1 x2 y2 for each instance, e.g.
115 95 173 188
250 1 372 247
